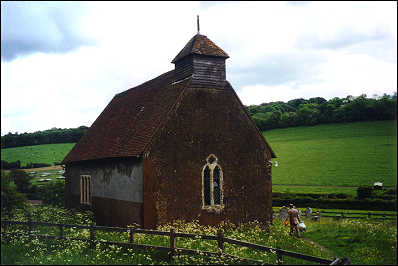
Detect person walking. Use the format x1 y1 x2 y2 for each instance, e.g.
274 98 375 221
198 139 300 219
286 203 301 237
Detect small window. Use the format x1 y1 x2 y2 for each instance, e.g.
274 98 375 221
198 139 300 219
204 166 211 206
202 154 223 209
80 175 91 205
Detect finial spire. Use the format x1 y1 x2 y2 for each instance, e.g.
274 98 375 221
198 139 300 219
197 15 200 34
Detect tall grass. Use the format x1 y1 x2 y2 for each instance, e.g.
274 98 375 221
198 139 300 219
2 206 397 265
1 206 330 265
304 218 397 265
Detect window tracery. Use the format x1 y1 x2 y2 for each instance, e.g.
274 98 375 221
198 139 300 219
202 154 224 210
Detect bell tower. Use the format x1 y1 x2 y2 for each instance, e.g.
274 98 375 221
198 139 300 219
171 16 229 88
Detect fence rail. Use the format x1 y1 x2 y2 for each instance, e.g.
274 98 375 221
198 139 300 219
320 211 396 216
318 211 397 220
1 218 350 265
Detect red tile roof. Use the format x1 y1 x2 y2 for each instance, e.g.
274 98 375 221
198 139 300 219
62 70 190 163
171 34 229 63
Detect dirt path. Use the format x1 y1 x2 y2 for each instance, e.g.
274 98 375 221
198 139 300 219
301 237 336 258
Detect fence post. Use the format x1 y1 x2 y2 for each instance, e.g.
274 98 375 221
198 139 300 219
129 228 134 244
27 213 34 240
4 223 9 244
217 230 225 254
276 247 283 265
169 228 176 262
90 222 96 249
59 225 64 239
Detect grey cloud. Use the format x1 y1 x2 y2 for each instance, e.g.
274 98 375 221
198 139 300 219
296 28 396 63
344 35 397 64
296 27 392 50
228 51 326 88
1 1 95 61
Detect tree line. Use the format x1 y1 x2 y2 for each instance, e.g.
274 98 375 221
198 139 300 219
1 126 89 149
1 93 396 149
247 93 397 131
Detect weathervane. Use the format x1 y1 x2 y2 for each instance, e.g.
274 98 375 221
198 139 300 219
197 15 200 34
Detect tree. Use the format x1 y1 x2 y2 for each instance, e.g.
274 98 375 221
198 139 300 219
280 112 298 128
308 97 327 105
297 103 320 125
287 98 307 109
1 171 27 216
9 169 33 193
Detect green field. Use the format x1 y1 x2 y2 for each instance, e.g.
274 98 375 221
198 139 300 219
264 121 397 195
1 121 397 192
1 143 75 167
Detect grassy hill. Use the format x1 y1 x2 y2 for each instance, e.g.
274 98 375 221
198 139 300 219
264 120 397 195
1 143 75 167
1 121 396 194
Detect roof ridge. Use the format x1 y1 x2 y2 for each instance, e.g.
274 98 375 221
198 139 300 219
171 34 229 63
116 70 174 97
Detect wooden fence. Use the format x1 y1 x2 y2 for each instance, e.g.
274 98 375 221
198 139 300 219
1 217 350 265
317 211 396 220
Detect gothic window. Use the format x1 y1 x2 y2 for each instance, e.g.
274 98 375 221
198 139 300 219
202 154 223 209
80 175 91 205
204 166 211 206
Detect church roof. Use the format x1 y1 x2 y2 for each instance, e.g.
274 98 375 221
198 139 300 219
171 34 229 63
62 70 275 164
62 71 190 164
62 33 275 164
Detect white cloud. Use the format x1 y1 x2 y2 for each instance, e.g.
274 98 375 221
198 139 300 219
1 1 397 135
237 49 397 105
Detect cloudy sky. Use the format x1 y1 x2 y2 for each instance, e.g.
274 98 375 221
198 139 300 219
1 1 397 135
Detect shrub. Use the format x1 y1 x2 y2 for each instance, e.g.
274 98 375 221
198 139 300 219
329 193 348 199
273 198 396 211
26 184 39 200
37 181 65 206
23 162 52 169
1 171 27 216
385 188 397 195
1 160 21 170
9 169 33 193
357 186 373 199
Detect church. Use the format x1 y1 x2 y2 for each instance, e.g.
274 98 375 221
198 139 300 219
62 22 276 229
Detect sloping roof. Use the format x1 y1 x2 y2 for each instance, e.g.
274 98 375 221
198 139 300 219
63 33 276 164
171 34 229 63
62 71 190 164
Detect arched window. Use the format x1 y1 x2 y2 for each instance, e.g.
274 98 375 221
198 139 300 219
202 154 223 209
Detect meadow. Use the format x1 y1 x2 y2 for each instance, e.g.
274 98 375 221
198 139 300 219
1 205 396 265
1 143 75 167
264 120 397 196
1 120 397 265
2 120 397 196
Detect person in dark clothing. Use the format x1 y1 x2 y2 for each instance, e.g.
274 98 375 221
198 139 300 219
286 203 301 237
